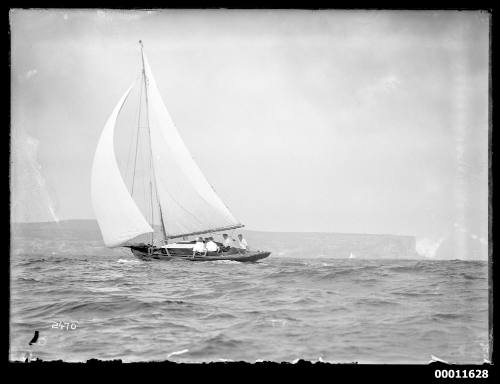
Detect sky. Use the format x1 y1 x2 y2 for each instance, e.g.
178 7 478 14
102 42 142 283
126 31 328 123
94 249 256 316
10 9 489 242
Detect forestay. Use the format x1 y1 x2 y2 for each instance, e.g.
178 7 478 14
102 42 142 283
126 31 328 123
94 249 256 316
91 84 154 247
142 51 243 239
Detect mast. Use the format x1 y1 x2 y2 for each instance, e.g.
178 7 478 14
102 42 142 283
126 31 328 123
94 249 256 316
139 40 168 244
138 41 243 241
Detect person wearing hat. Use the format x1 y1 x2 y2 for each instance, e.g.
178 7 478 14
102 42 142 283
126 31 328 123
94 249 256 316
192 237 207 257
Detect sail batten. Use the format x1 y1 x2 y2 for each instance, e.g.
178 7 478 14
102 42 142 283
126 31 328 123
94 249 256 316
141 50 243 238
91 84 154 247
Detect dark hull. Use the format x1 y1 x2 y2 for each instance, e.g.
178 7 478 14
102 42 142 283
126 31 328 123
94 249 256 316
129 246 270 262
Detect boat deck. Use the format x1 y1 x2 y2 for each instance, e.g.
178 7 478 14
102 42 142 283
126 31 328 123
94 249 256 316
129 246 270 262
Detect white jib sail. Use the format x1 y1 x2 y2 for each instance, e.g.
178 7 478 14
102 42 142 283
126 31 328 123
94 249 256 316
91 84 154 247
142 51 242 238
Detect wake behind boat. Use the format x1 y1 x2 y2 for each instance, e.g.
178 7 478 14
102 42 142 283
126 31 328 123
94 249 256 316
91 41 270 262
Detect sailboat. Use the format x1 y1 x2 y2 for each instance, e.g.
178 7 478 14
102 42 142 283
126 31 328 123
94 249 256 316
91 41 270 262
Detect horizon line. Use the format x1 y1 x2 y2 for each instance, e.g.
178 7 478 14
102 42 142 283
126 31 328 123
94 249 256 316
11 218 417 238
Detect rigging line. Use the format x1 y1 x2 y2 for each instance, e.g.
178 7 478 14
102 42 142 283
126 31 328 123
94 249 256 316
162 186 206 227
149 181 155 245
148 129 166 242
160 176 239 235
158 161 234 227
139 43 235 239
147 136 154 245
156 189 166 243
147 135 155 245
130 75 144 196
140 43 155 245
150 159 166 242
162 116 238 221
125 73 142 185
171 153 238 224
140 134 148 239
150 162 163 240
124 127 134 185
139 41 237 228
141 48 235 224
158 204 167 242
140 45 238 229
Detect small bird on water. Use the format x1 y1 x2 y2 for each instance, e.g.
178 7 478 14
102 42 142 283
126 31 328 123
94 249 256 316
29 331 39 346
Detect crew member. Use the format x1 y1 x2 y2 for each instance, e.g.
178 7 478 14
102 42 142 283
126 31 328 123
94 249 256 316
206 237 220 253
221 233 234 252
237 234 249 252
192 237 207 257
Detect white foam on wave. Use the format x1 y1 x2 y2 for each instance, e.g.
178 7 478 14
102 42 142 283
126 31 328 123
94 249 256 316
117 259 140 264
209 260 240 265
88 287 121 293
303 261 331 267
268 319 287 327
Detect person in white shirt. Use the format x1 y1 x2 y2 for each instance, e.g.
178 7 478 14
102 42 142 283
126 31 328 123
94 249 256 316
192 237 207 257
237 234 249 252
206 237 220 253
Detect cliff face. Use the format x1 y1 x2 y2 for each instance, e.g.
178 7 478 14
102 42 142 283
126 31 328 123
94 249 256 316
11 220 418 259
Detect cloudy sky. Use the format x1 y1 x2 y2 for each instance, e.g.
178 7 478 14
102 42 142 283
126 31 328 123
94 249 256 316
10 9 489 240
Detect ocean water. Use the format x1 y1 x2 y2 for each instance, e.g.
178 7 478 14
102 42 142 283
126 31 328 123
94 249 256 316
10 224 489 364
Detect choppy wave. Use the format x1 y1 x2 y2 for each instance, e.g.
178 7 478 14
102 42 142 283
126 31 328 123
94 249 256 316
9 237 489 364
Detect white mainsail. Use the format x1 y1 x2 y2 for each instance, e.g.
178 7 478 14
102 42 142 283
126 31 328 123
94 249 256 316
141 50 243 239
91 84 154 247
